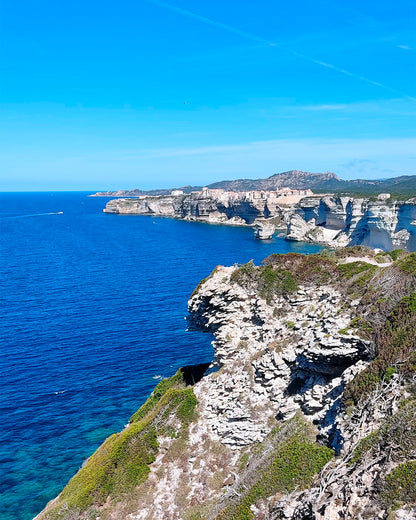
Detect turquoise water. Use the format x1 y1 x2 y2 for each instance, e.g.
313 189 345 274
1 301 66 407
0 192 322 519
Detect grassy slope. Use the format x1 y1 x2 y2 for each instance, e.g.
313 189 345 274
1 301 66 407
38 368 198 519
213 416 333 520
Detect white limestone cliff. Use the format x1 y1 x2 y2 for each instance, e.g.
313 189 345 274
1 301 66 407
287 196 416 251
187 266 370 449
104 194 416 251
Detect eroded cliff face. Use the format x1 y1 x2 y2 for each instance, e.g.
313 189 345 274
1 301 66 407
188 266 370 449
36 250 416 520
104 194 416 251
103 193 289 227
287 196 416 251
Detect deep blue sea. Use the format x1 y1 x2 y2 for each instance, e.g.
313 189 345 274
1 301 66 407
0 192 322 520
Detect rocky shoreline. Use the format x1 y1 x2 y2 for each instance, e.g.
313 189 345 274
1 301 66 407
103 193 416 251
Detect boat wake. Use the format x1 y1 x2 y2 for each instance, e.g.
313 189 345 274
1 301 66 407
2 212 64 219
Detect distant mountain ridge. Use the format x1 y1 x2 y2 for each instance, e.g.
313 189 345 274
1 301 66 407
91 170 416 198
208 170 416 196
207 170 339 191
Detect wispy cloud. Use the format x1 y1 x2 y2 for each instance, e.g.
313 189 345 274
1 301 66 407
397 44 413 51
103 136 416 184
147 0 274 46
147 0 416 102
118 137 416 160
301 104 348 111
297 98 416 115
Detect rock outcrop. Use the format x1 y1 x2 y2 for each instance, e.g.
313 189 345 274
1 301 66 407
36 250 416 520
287 196 416 251
188 266 370 448
253 219 276 239
103 193 290 226
104 194 416 251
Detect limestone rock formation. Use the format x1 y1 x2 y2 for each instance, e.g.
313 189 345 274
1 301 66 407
288 196 416 251
104 194 416 251
36 250 416 520
253 220 276 239
188 266 370 448
103 192 289 226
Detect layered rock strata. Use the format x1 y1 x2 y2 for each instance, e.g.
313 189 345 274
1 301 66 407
104 194 416 251
103 193 290 227
188 266 370 448
287 196 416 251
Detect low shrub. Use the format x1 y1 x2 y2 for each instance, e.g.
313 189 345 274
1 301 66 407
130 370 186 423
337 261 376 280
344 293 416 405
381 461 416 509
388 249 406 261
396 253 416 275
216 418 333 520
230 262 298 303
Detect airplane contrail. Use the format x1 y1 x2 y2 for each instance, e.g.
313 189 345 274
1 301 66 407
147 0 416 102
148 0 274 46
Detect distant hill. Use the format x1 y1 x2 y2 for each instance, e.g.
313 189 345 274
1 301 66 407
207 170 340 191
91 185 202 197
91 171 416 198
207 170 416 198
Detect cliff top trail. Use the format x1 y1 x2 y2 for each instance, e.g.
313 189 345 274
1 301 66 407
36 247 416 520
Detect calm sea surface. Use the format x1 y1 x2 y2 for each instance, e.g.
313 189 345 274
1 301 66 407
0 192 322 520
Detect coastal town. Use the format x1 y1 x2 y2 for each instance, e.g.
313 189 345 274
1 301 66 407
173 186 315 205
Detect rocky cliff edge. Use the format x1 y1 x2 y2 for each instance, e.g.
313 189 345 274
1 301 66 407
36 248 416 520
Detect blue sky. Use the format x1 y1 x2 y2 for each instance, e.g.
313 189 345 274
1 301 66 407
0 0 415 190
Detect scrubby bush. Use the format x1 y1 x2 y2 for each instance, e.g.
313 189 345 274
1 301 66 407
382 461 416 509
396 253 416 275
230 262 298 302
344 293 416 405
337 261 376 279
388 249 406 261
215 417 333 520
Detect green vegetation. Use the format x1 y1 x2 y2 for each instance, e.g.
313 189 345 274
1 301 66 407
258 266 298 302
230 260 256 283
215 417 333 520
349 431 381 465
238 452 250 470
262 252 339 286
350 400 416 466
337 261 377 280
345 293 416 405
396 252 416 275
59 422 158 510
45 368 199 518
130 370 187 423
230 261 298 303
382 461 416 509
387 249 406 261
338 327 350 335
